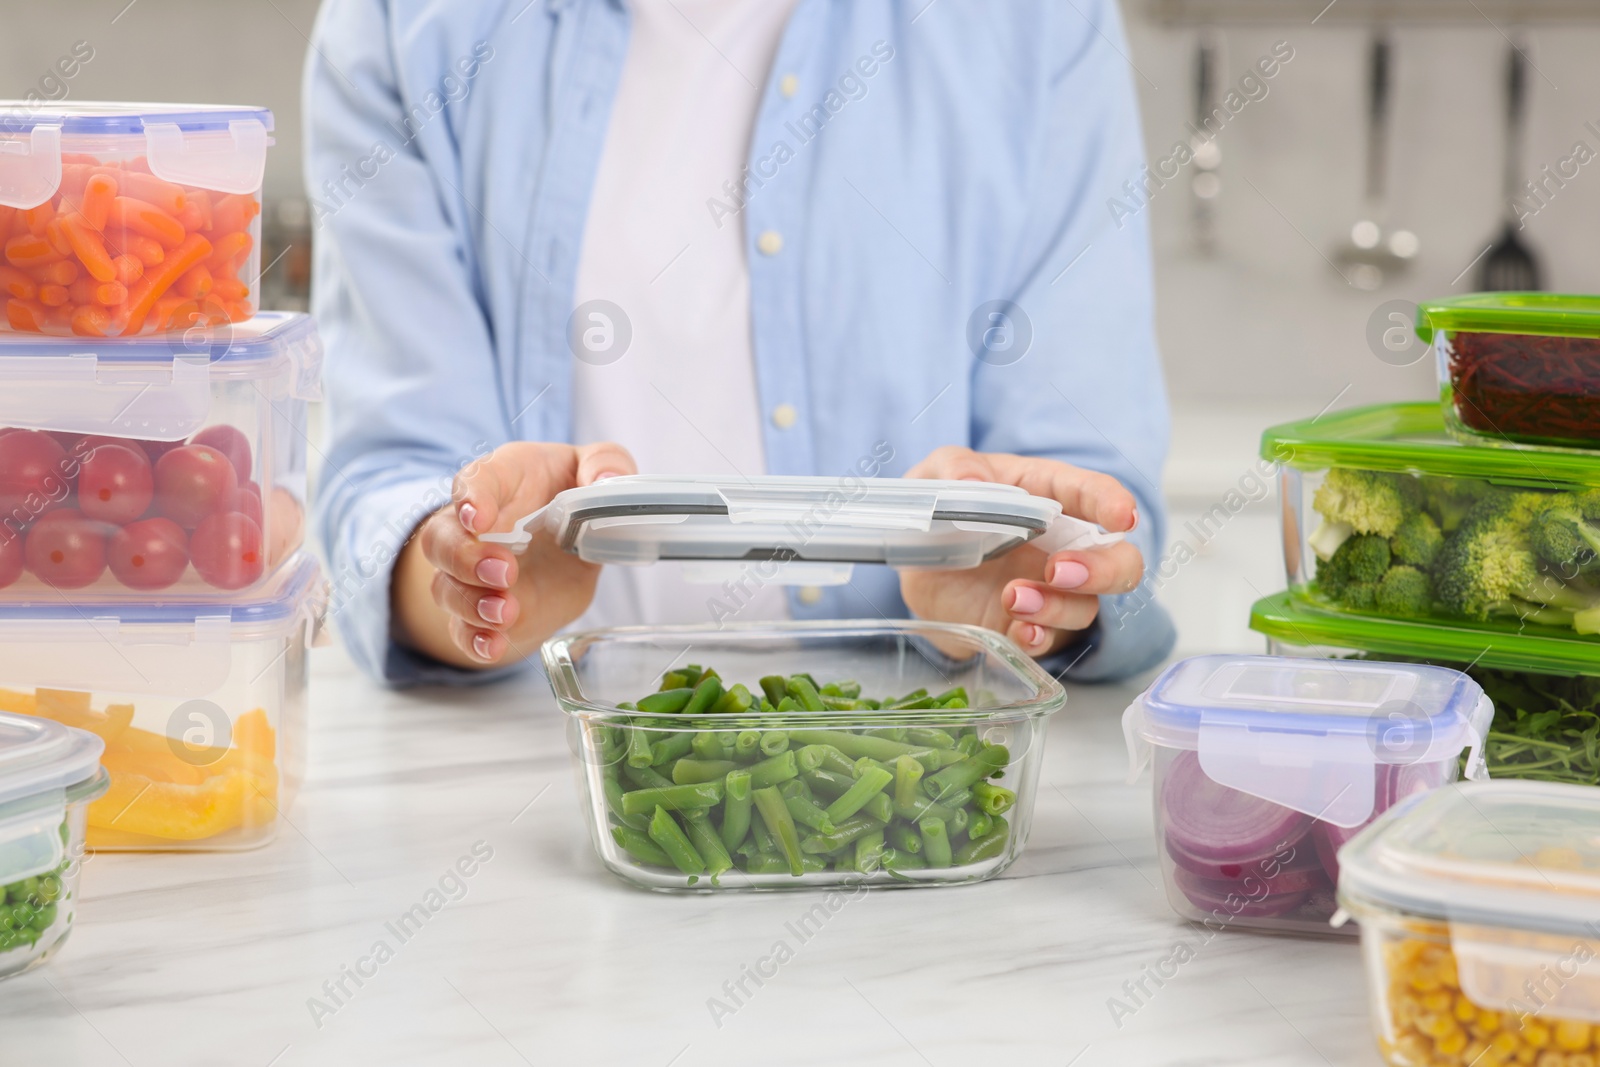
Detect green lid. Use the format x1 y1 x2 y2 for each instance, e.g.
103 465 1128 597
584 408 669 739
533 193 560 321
1417 292 1600 342
1249 590 1600 677
1260 402 1600 489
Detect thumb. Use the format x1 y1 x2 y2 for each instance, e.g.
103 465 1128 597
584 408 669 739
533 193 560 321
452 448 523 536
575 440 638 487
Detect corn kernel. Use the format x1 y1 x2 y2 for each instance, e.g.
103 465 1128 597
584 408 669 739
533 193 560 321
1424 991 1454 1013
1455 995 1482 1022
1521 1047 1544 1066
1497 1033 1525 1056
1420 1013 1455 1039
1556 1022 1593 1053
1568 1055 1596 1067
1413 971 1444 993
1528 1023 1554 1049
1397 1032 1433 1062
1535 1052 1566 1067
1480 1010 1506 1034
1438 1029 1469 1056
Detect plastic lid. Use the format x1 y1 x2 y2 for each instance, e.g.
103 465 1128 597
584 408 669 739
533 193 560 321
1124 654 1492 828
0 310 314 363
481 476 1121 585
0 102 274 135
1261 402 1600 488
0 711 103 809
1418 293 1600 342
1250 590 1600 678
0 102 272 207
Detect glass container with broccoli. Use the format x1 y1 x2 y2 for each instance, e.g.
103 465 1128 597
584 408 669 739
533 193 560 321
1266 402 1600 639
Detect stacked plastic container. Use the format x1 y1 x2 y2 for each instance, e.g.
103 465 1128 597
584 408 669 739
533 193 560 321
0 103 325 873
1231 293 1600 1064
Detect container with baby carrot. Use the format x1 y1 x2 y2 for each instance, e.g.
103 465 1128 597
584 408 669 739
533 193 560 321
1336 781 1600 1067
0 103 270 338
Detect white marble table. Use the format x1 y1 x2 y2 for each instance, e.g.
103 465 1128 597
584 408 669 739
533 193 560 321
0 627 1385 1067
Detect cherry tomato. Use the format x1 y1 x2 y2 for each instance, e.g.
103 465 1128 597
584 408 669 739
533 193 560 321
154 445 237 529
0 530 22 590
190 511 263 590
0 430 70 520
227 482 264 527
189 425 252 482
108 517 189 591
24 509 108 589
69 434 135 460
141 439 184 465
78 443 154 525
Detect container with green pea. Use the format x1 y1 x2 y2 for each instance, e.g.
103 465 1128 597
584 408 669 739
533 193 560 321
0 710 110 980
542 621 1067 891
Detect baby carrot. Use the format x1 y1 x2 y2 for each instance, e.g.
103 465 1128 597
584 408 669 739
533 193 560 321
31 260 79 286
42 218 72 257
211 193 259 235
70 304 111 337
0 264 36 301
108 197 185 248
176 263 211 299
120 232 211 334
108 230 164 267
38 284 69 307
114 171 185 216
60 213 117 282
5 299 45 332
151 293 189 331
21 201 55 238
175 190 212 233
206 232 252 274
112 254 143 286
5 234 63 269
212 277 248 302
79 173 118 231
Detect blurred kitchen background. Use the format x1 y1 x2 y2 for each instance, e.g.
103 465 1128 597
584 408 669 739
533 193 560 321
6 0 1597 657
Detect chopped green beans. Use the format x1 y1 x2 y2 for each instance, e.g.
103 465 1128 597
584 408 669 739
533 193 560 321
620 781 723 816
671 758 737 785
638 688 695 715
720 770 754 850
971 781 1016 816
612 825 672 866
753 786 805 876
919 817 952 868
648 805 707 874
823 766 894 823
745 750 799 788
893 754 924 809
598 669 1021 882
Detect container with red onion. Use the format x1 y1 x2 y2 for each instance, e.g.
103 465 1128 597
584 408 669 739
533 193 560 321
1421 292 1600 450
1122 655 1492 937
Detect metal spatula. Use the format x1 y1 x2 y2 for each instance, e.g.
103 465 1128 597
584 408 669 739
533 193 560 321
1479 42 1543 291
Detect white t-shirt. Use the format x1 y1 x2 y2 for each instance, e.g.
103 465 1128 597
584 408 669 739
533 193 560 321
570 0 800 629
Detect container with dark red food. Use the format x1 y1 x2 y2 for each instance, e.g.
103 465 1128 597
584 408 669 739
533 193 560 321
1421 293 1600 450
1122 655 1492 937
0 311 318 599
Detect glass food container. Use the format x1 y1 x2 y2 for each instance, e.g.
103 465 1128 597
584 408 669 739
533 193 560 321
1123 654 1492 937
544 620 1065 891
513 475 1108 891
1264 401 1600 642
0 102 271 337
1338 781 1600 1067
1252 590 1600 787
1421 292 1600 450
0 554 325 850
0 311 319 599
0 710 108 981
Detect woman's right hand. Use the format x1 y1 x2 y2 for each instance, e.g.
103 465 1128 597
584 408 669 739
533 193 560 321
392 441 637 669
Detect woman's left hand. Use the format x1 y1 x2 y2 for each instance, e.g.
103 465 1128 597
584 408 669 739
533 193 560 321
898 446 1147 658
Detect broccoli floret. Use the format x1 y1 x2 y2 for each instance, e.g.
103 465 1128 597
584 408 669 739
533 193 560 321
1312 468 1412 538
1421 476 1489 532
1375 565 1432 616
1390 512 1443 569
1528 491 1600 574
1315 534 1390 603
1432 492 1600 632
1344 582 1378 610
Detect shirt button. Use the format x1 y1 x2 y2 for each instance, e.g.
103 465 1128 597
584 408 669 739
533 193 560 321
771 403 798 429
797 585 823 606
779 73 799 99
756 230 784 256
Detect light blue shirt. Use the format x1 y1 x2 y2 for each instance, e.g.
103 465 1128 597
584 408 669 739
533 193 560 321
305 0 1175 687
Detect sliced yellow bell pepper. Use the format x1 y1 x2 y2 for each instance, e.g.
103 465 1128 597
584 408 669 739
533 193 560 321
89 769 249 841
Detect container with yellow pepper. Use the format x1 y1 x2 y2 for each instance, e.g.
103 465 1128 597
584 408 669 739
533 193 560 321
1337 781 1600 1067
0 555 324 849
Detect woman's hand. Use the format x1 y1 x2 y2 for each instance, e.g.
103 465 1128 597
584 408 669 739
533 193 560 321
392 441 637 669
898 446 1145 658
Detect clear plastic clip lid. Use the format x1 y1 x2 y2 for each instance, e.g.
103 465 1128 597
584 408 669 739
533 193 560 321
480 476 1121 584
1123 655 1492 828
0 712 104 884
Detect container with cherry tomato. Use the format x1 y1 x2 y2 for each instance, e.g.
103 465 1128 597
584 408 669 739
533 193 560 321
0 311 318 598
0 103 270 338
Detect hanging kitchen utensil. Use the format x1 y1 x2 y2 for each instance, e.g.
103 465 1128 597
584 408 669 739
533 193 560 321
1334 32 1418 290
1190 32 1222 256
1477 40 1543 291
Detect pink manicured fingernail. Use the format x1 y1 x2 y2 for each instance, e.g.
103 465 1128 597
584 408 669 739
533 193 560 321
477 557 511 589
472 634 493 660
1010 585 1045 615
478 596 506 625
459 502 478 533
1050 561 1090 589
1023 624 1046 647
1128 507 1139 531
593 471 623 482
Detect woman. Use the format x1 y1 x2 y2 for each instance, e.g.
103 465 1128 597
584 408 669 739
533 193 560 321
305 0 1173 685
